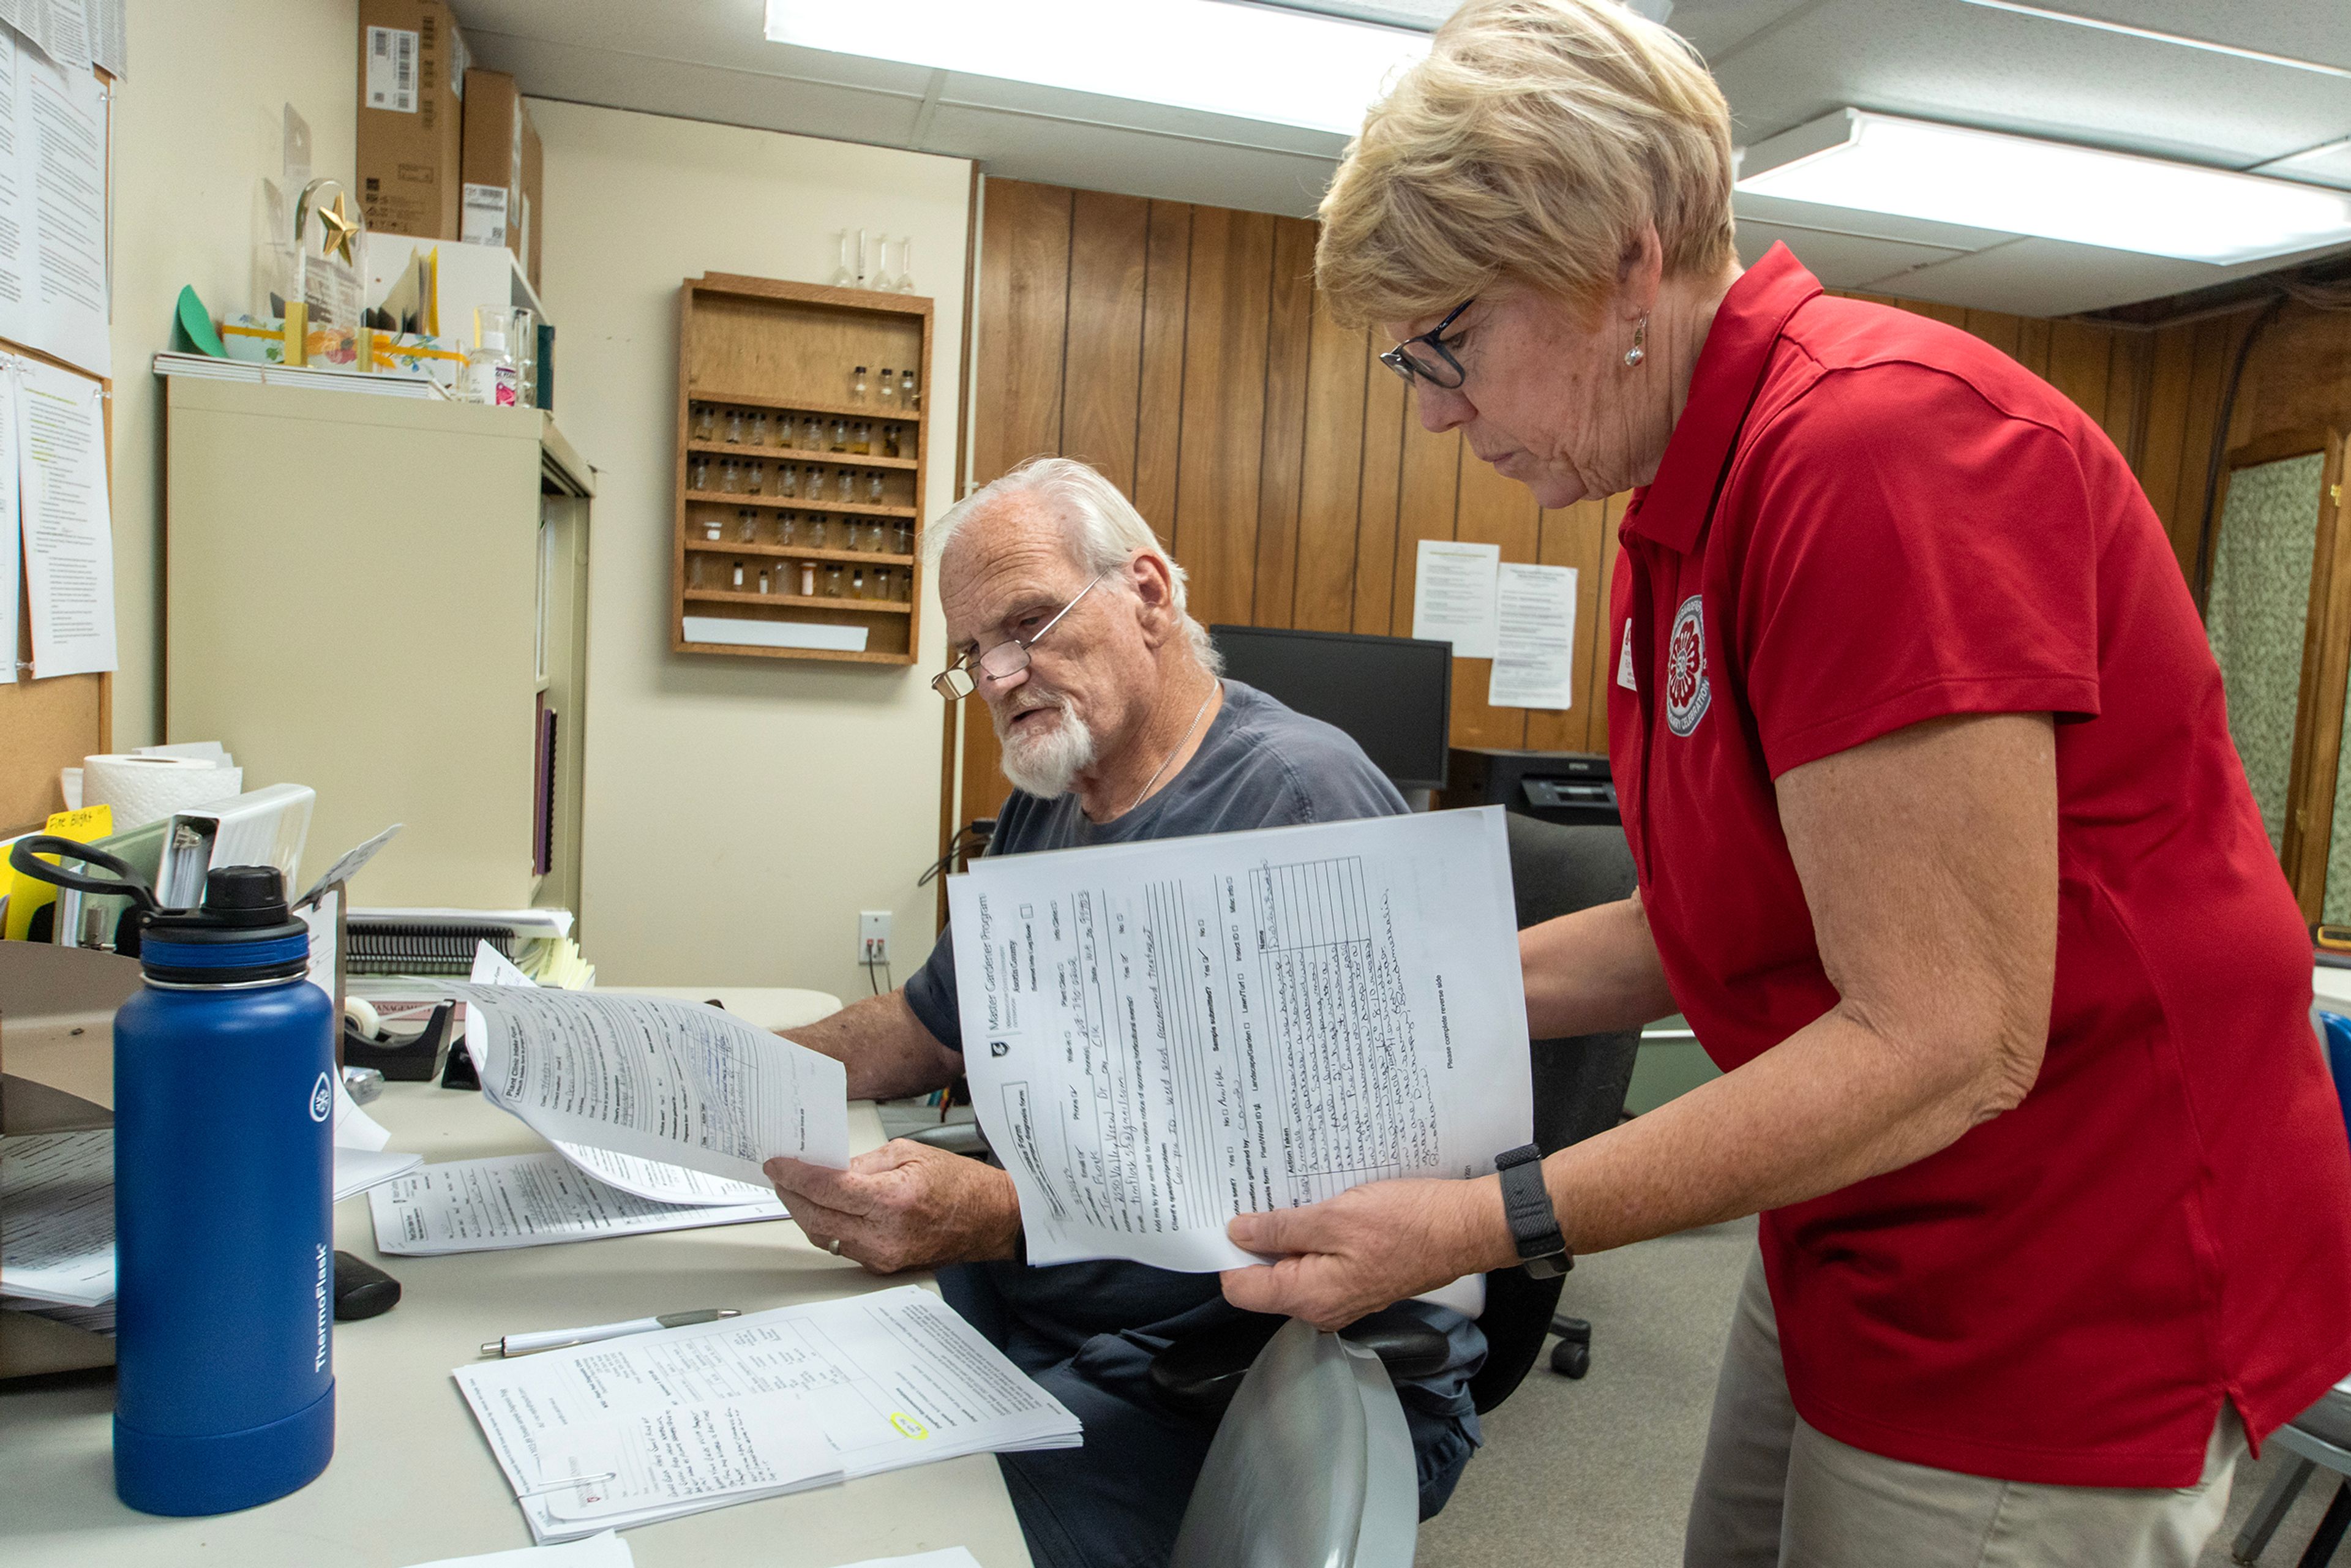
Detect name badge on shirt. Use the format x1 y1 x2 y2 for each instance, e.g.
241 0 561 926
1616 620 1637 692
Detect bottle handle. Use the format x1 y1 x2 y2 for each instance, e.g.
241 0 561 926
7 835 167 913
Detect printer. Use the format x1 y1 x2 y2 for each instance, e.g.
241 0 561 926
1441 748 1620 827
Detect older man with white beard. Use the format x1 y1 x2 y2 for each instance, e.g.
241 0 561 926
763 455 1486 1568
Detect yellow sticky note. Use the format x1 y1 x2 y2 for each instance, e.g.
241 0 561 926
3 804 114 941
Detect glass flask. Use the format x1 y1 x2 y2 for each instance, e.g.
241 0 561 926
721 460 739 494
726 408 743 444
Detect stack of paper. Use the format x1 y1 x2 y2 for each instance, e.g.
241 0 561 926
456 1285 1082 1544
370 1153 785 1256
151 351 444 400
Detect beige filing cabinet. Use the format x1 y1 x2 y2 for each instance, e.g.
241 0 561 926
163 378 593 913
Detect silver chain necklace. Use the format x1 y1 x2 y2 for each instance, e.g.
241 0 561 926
1122 678 1220 817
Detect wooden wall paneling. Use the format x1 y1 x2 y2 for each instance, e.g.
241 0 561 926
2014 317 2053 379
969 180 1071 486
1388 414 1463 641
1132 201 1193 538
1171 207 1275 626
1291 287 1370 633
960 179 1076 832
1060 189 1150 496
2284 433 2351 920
1962 308 2022 360
2101 330 2151 470
1251 217 1318 628
2137 320 2199 567
1352 337 1408 635
1449 456 1540 750
1523 496 1612 754
2045 320 2115 429
2169 314 2245 599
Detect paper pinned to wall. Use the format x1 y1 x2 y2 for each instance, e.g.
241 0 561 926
1488 561 1579 710
18 354 111 675
1411 539 1501 658
20 40 107 377
0 2 87 73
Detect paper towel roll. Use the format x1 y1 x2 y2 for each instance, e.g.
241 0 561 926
82 754 246 831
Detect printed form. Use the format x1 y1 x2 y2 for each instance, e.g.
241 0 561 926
949 806 1532 1272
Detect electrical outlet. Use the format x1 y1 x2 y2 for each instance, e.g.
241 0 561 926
860 910 892 966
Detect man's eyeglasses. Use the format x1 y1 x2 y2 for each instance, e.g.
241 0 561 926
932 569 1112 701
1378 298 1474 389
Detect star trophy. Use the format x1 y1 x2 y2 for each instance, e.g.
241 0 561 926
285 177 365 370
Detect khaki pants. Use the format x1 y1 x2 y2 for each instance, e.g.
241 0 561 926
1683 1250 2244 1568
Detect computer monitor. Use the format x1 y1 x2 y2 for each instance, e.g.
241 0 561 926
1209 625 1453 790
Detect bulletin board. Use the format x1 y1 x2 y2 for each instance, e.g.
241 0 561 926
0 54 115 838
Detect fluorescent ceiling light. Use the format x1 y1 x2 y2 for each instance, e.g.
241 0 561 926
1736 109 2351 266
763 0 1430 137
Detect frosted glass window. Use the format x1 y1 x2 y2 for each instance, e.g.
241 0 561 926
2207 452 2327 853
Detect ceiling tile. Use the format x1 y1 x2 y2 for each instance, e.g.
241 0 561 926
1734 220 1968 288
924 104 1334 217
1875 233 2351 316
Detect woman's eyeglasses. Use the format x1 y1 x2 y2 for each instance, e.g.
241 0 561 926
1378 298 1474 389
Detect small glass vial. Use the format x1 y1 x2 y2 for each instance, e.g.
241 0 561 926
731 560 746 590
882 423 902 459
809 516 830 550
721 459 740 494
726 408 744 444
801 414 823 449
751 412 769 446
901 369 917 408
806 466 827 503
799 561 816 597
824 564 846 598
689 555 705 589
757 567 771 595
746 461 765 495
702 515 722 543
693 403 715 441
852 365 868 403
831 418 850 453
851 568 868 599
778 464 798 500
877 370 897 415
738 508 758 542
875 566 894 601
851 421 872 456
893 523 913 555
689 455 709 490
864 519 888 553
777 511 798 547
867 470 886 504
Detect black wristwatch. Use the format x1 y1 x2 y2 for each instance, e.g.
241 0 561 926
1495 1143 1572 1279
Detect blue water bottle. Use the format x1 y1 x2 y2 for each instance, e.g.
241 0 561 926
111 864 337 1514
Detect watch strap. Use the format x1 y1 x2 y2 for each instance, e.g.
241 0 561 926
1495 1142 1570 1277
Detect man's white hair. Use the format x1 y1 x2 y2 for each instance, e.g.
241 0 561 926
930 456 1224 674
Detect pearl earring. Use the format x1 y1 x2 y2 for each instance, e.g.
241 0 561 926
1624 315 1648 369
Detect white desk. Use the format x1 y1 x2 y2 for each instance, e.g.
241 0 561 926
0 994 1033 1568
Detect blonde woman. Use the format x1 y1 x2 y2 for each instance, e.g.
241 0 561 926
1220 3 2351 1562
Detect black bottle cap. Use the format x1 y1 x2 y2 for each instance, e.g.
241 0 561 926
144 866 308 948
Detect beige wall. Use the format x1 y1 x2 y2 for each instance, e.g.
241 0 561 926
531 100 969 997
111 0 358 748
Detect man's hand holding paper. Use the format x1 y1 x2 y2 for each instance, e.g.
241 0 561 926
763 1139 1024 1271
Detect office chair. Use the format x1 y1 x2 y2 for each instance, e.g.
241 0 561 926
2227 1012 2351 1567
1502 812 1643 1380
1168 1317 1417 1568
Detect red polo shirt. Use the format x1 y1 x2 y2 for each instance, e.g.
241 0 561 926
1610 244 2351 1485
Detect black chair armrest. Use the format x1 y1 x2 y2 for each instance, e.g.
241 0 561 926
902 1122 991 1158
1149 1312 1454 1420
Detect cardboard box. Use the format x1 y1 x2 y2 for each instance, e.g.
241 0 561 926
460 69 536 269
357 0 471 240
520 111 544 291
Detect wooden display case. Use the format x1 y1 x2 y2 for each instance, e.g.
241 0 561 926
673 273 934 665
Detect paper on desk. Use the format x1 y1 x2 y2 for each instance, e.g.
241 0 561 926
536 1398 838 1523
829 1553 986 1568
1488 561 1579 710
400 1530 634 1568
0 1128 112 1305
334 1145 422 1202
949 806 1534 1272
369 1153 786 1256
459 985 850 1183
334 1069 393 1152
455 1285 1082 1544
19 354 113 675
1412 539 1501 658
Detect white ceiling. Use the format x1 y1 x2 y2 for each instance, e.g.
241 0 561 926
459 0 2351 315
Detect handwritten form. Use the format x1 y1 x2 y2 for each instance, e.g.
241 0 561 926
460 986 851 1184
455 1285 1081 1543
370 1152 785 1256
948 807 1533 1272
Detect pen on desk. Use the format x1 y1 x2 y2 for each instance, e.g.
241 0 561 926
480 1308 741 1358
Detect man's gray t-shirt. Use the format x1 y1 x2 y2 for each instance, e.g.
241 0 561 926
901 679 1483 1455
901 678 1408 1050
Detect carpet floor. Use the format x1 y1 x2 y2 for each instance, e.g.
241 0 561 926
1416 1214 2339 1567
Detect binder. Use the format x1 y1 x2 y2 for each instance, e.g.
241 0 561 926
152 784 317 909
